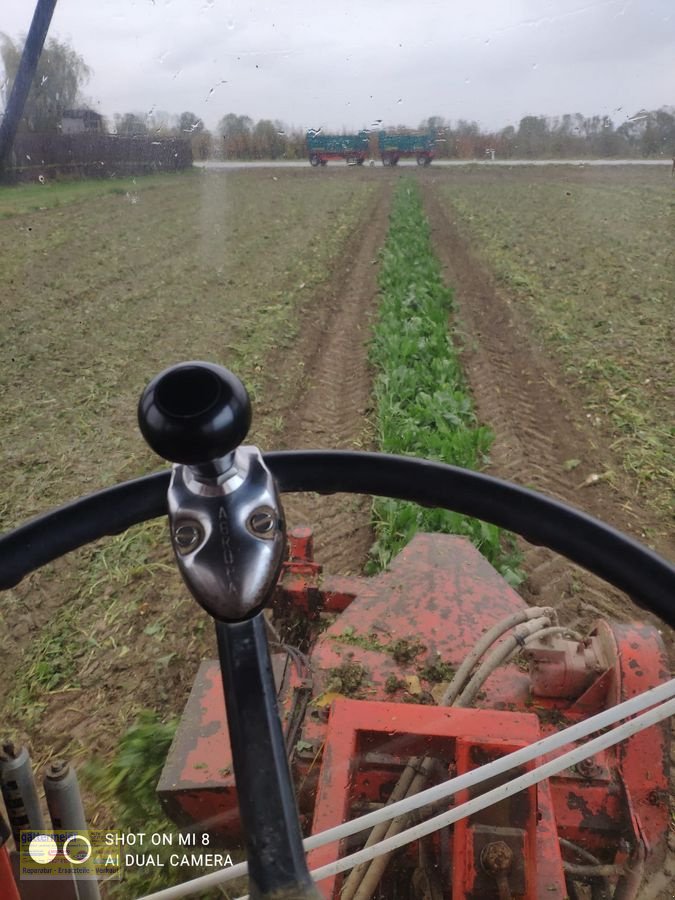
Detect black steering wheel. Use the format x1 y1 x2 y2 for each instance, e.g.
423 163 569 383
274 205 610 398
1 442 673 624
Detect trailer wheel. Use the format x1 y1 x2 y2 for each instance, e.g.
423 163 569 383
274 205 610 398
356 158 364 166
416 155 426 166
309 154 320 167
382 156 390 166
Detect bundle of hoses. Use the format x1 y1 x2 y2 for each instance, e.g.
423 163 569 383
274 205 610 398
339 606 562 900
137 638 675 900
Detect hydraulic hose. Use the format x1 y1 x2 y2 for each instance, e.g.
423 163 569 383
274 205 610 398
343 609 557 894
441 607 555 705
560 837 614 898
344 609 559 894
515 625 584 648
307 695 675 887
135 678 675 900
455 615 552 707
337 759 422 900
348 763 434 900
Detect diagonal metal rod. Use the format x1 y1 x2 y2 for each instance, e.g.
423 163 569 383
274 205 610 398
0 0 58 173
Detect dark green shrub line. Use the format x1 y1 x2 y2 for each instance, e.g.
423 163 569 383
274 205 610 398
368 178 522 585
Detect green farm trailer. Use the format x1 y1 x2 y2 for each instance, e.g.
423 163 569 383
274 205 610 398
378 130 435 166
306 130 370 166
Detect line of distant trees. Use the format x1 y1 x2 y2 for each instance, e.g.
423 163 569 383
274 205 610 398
216 109 675 161
0 35 209 162
112 111 212 160
419 111 675 159
216 114 306 160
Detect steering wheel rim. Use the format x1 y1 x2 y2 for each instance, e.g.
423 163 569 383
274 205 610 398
1 450 673 627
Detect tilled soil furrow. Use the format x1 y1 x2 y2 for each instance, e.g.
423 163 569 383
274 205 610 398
274 183 391 573
421 181 675 899
420 183 673 650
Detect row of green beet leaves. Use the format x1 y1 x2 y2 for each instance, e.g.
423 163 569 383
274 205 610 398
368 179 522 586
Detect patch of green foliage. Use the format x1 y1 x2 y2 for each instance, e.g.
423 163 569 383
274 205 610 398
81 711 218 898
0 171 196 219
325 661 369 696
368 179 522 584
388 638 426 664
331 627 425 665
384 675 407 694
418 658 455 683
82 712 176 825
331 626 387 652
8 605 85 726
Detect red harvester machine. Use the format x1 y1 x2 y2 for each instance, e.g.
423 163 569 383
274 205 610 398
159 526 671 898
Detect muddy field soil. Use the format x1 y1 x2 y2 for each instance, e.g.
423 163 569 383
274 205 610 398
420 172 674 637
427 165 674 526
1 164 673 897
0 167 383 773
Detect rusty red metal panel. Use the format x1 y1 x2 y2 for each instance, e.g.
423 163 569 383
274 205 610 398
453 736 549 900
306 698 565 899
612 621 670 863
288 527 315 561
157 530 671 889
0 849 20 900
305 534 533 723
275 527 361 615
541 620 670 866
157 655 294 840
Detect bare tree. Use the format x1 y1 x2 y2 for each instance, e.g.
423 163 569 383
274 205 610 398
178 111 204 134
114 112 148 137
0 33 91 132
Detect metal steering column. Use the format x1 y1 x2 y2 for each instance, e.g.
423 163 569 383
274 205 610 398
138 361 320 900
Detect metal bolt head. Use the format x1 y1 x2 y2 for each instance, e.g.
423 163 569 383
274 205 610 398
0 742 16 761
576 757 602 779
46 760 69 781
480 841 513 876
247 507 277 538
174 522 203 554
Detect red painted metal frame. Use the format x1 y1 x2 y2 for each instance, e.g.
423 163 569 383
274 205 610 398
307 699 565 899
381 150 434 164
310 151 368 165
0 848 20 900
158 531 670 892
157 654 298 838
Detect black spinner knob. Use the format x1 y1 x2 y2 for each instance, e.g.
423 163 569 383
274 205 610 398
137 361 251 466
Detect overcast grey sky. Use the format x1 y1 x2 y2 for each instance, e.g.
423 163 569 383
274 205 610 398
2 0 674 133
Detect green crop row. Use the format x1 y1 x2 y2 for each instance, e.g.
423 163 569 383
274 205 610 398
368 179 522 585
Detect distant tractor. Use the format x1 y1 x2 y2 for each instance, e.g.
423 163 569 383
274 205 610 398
306 130 369 166
378 130 435 166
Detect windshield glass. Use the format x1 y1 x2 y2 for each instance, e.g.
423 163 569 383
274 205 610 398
1 2 674 899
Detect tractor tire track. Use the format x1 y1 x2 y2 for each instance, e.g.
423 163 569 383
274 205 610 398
421 182 675 899
271 180 391 573
420 183 674 651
